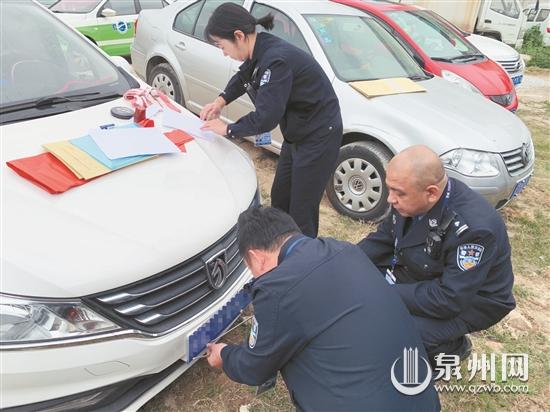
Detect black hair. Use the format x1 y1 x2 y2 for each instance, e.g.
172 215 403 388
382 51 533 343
204 2 274 43
237 206 301 258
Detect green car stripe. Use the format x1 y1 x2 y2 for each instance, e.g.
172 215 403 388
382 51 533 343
78 22 134 56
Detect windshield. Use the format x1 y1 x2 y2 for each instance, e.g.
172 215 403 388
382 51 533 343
1 1 134 122
386 10 480 61
305 14 426 82
50 0 102 14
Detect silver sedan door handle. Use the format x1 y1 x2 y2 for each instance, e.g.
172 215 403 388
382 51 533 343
175 41 186 51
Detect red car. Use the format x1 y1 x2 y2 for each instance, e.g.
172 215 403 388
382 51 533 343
333 0 518 111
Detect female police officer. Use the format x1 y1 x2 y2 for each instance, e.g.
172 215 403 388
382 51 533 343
200 3 342 238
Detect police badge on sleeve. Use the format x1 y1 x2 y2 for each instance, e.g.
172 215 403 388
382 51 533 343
457 243 485 271
249 316 259 348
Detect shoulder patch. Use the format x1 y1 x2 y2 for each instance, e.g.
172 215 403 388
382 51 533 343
457 243 484 271
259 69 271 86
248 316 259 348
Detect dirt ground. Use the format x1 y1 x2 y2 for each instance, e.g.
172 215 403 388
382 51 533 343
141 69 550 412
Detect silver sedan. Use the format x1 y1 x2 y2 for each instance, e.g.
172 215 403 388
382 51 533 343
132 0 534 221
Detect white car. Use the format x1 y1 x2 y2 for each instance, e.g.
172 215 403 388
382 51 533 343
465 33 525 87
524 5 550 46
1 1 257 410
132 0 534 222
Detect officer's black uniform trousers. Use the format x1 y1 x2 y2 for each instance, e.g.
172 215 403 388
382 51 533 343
271 125 342 238
222 33 342 237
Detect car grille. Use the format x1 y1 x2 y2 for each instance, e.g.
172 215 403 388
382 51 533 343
501 142 533 176
84 192 259 334
495 56 522 74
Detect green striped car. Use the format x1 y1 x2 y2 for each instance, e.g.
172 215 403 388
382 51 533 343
47 0 169 56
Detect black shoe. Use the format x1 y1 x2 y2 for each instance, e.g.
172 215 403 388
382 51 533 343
428 335 473 371
456 335 472 361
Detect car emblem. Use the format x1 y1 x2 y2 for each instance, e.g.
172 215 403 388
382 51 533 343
204 250 228 290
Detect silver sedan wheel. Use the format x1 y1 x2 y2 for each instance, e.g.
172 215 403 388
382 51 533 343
333 157 383 213
151 73 176 100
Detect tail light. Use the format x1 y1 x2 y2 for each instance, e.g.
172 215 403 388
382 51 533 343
134 19 138 36
546 26 550 33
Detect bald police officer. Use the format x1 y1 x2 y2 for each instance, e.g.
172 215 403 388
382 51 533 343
358 145 515 361
207 207 440 411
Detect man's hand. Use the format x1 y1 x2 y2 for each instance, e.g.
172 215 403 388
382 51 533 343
200 96 226 121
206 342 227 368
201 118 228 136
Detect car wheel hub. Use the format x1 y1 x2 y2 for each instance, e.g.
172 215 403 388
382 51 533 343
349 175 366 195
151 73 175 99
333 157 383 213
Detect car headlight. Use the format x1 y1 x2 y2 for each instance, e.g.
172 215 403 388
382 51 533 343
441 149 500 177
441 70 483 95
489 92 514 107
1 294 120 344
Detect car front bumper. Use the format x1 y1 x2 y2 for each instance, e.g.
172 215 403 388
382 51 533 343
0 268 251 410
446 150 534 209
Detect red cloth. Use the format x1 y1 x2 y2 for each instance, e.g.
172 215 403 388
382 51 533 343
6 153 88 194
164 129 194 152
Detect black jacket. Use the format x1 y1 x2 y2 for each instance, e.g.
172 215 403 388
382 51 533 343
221 236 440 411
358 178 516 331
223 32 341 143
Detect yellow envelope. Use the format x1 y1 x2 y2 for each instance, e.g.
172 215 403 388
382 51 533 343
349 77 426 98
43 141 111 180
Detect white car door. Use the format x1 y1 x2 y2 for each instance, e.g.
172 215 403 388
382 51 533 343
227 2 311 153
168 0 243 116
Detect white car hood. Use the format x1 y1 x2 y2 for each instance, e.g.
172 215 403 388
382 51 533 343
1 100 257 298
467 34 520 62
338 76 530 154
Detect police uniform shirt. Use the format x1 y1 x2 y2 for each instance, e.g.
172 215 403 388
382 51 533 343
358 178 515 331
221 32 341 143
221 236 440 411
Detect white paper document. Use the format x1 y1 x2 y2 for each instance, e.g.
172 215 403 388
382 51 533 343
90 127 180 159
162 109 217 141
146 103 162 118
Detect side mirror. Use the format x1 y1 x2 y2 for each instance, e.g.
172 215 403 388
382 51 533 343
101 8 117 18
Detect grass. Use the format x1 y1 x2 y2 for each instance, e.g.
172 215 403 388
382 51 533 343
141 75 550 412
521 27 550 69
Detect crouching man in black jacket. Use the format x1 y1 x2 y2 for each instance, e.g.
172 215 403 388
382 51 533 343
207 207 440 411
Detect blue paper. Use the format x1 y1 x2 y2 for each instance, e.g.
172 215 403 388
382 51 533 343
70 124 153 170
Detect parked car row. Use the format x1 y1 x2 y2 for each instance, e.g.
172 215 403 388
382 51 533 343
336 0 519 110
0 1 536 410
132 0 534 221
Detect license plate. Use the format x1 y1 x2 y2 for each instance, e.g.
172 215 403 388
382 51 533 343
511 175 531 199
184 288 252 362
512 75 523 86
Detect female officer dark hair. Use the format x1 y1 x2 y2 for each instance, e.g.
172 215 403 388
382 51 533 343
204 2 274 42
